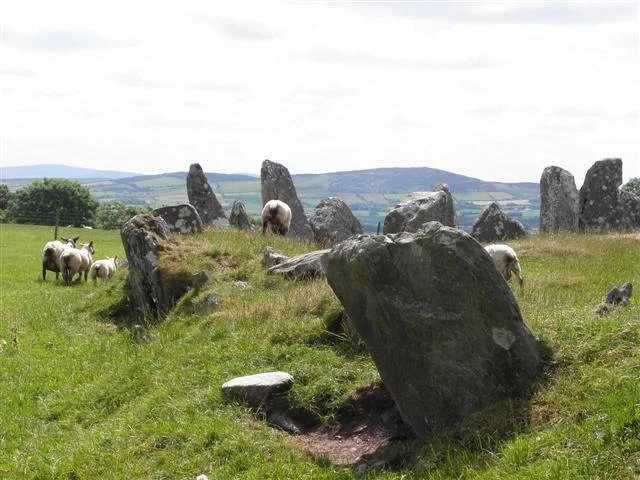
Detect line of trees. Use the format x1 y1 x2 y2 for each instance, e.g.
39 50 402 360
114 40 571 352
0 179 149 229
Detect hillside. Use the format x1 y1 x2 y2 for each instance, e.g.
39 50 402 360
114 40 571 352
1 164 141 180
0 224 638 478
1 165 539 233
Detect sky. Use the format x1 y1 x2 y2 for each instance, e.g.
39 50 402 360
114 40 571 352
0 1 638 184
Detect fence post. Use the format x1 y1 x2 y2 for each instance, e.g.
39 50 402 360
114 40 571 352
376 221 381 235
53 210 60 240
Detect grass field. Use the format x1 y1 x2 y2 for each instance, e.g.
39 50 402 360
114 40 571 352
1 224 639 479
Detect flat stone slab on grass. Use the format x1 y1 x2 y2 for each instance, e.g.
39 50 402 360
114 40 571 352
222 371 294 408
267 249 330 280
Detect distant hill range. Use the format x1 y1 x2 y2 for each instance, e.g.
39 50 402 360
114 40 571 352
1 165 540 233
1 164 141 180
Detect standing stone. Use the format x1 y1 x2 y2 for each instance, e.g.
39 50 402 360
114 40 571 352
120 215 175 319
539 166 579 233
383 184 457 234
619 189 640 230
578 158 625 231
186 163 228 227
153 203 203 234
471 202 527 242
308 197 363 246
322 222 541 437
229 201 256 231
260 159 313 241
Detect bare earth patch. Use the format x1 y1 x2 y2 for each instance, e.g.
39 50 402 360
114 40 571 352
289 385 411 467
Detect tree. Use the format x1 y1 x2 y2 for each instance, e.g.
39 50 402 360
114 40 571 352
8 178 98 225
0 184 11 210
94 201 149 230
622 178 640 197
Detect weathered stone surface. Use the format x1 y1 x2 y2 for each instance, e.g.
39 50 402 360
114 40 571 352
262 247 289 268
193 293 220 315
605 282 633 305
186 163 227 226
222 371 294 408
471 202 527 242
120 214 178 319
539 166 579 233
153 203 203 234
620 189 640 230
267 249 330 280
383 184 457 234
322 222 541 437
261 159 313 240
308 197 363 246
229 201 256 231
579 158 625 231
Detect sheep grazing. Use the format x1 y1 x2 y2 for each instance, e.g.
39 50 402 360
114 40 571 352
60 241 95 286
41 236 79 281
90 256 119 283
261 199 292 236
484 243 524 291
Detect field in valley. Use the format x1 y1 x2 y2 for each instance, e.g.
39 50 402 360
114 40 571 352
0 224 638 479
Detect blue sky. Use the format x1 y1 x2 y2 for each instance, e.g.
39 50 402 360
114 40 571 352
0 1 638 183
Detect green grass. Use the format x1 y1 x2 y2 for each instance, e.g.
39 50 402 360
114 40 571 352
1 225 639 479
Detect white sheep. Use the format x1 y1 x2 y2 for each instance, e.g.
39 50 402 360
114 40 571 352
90 256 119 283
60 241 95 286
261 200 292 236
484 243 524 291
41 236 79 282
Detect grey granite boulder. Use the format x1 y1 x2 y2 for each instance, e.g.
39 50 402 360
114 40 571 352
267 249 330 280
322 222 541 437
222 371 294 408
120 214 176 319
153 203 203 234
620 189 640 230
383 184 457 234
260 159 313 241
229 201 256 231
308 197 363 246
471 202 527 242
539 166 579 233
187 163 227 227
578 158 625 231
261 247 289 268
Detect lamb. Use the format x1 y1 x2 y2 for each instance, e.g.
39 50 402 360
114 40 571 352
261 199 292 236
41 236 79 281
90 256 119 283
60 241 95 286
484 243 524 291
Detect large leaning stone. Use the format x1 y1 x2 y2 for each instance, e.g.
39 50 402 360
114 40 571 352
322 222 541 437
187 163 227 226
261 159 313 241
222 371 294 408
383 184 457 234
308 197 363 246
539 166 579 233
121 214 175 319
471 202 527 242
267 249 330 280
153 203 203 234
579 158 625 231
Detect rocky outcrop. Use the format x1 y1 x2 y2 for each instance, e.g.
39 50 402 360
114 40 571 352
222 371 294 408
120 215 176 320
229 201 256 231
308 197 363 246
267 249 330 280
539 166 579 233
186 163 228 227
152 203 203 234
260 159 313 241
383 184 457 234
578 158 625 231
471 202 527 242
322 222 541 437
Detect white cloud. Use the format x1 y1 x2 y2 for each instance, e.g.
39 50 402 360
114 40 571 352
0 1 638 183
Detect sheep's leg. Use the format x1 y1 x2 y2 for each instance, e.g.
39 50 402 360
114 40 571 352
512 261 524 292
262 221 268 235
42 267 47 282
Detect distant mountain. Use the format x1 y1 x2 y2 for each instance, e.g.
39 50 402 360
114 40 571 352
1 164 141 180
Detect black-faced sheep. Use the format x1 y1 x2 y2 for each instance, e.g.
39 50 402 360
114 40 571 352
60 241 94 286
485 243 524 291
41 236 79 281
261 200 292 236
89 256 119 283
